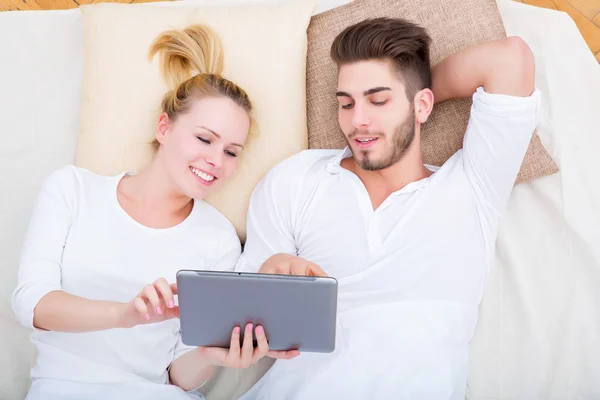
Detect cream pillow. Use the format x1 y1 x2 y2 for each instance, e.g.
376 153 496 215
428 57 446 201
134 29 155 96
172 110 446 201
76 0 316 242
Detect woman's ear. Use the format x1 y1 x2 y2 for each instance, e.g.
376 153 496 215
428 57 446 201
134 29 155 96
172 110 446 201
155 113 170 144
414 88 434 124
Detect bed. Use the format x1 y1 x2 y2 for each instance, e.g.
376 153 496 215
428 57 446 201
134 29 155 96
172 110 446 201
0 0 598 399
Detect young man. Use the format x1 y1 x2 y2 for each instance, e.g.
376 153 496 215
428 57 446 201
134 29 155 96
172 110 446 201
236 17 539 399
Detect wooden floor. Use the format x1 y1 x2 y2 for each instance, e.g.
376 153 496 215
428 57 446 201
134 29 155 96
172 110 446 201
0 0 599 62
517 0 600 62
0 0 165 11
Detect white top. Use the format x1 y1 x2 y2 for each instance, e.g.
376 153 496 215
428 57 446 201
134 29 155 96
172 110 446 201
237 87 541 399
11 166 241 399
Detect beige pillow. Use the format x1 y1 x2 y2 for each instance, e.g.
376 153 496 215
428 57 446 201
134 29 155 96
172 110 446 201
306 0 558 183
76 0 316 242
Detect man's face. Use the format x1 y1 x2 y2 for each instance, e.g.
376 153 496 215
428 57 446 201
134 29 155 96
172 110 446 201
336 59 416 171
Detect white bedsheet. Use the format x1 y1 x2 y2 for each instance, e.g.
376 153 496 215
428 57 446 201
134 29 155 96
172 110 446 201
467 2 600 399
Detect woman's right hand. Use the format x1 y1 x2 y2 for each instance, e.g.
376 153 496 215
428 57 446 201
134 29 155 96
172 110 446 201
117 278 179 328
197 322 299 368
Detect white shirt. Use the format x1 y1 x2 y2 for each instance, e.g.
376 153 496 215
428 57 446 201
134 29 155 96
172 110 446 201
12 166 241 399
236 87 541 399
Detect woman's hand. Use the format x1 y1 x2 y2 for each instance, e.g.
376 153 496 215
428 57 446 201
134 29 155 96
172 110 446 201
198 322 299 368
118 278 179 328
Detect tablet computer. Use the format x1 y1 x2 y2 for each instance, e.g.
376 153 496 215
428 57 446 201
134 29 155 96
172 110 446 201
176 270 338 353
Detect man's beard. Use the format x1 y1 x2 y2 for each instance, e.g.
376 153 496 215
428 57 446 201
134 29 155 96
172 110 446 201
347 116 416 172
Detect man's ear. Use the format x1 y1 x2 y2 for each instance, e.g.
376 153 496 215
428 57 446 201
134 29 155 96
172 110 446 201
155 113 170 144
413 88 434 124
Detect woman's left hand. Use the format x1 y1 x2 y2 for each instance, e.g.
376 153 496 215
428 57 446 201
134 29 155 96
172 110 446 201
198 322 299 368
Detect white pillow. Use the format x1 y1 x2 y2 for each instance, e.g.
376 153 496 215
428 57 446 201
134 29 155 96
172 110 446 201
0 9 82 400
177 0 353 15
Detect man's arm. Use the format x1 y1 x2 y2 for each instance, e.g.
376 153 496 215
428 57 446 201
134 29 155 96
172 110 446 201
431 36 535 102
430 36 540 217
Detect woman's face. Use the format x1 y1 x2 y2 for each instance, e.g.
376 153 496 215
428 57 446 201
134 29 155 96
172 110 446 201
155 95 250 200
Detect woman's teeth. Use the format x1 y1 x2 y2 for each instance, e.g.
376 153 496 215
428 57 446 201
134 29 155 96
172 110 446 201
191 167 215 182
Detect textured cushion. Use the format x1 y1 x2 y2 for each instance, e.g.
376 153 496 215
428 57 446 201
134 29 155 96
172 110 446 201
76 0 316 242
306 0 558 183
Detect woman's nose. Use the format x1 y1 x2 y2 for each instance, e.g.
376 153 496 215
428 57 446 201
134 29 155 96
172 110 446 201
205 151 223 169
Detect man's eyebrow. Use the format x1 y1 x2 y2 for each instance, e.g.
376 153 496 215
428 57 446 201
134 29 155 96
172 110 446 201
335 87 392 98
336 91 352 98
363 87 391 96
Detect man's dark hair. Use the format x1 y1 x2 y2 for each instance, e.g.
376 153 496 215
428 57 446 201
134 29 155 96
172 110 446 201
330 17 432 101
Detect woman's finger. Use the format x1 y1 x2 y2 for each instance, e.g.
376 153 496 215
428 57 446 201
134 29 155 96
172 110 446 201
142 284 163 316
228 325 241 361
154 278 175 310
134 296 150 321
170 282 178 295
252 325 269 363
163 305 180 320
267 349 300 360
240 323 254 367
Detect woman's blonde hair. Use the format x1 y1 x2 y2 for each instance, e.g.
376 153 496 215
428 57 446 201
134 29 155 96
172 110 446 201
148 24 255 150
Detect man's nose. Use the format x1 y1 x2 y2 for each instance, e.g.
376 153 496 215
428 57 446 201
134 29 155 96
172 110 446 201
351 105 371 130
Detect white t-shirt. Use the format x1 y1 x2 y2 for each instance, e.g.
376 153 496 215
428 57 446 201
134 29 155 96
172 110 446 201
236 87 541 399
11 165 241 399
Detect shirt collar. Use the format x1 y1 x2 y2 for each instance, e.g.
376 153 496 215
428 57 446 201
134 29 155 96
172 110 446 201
325 146 440 194
325 147 352 174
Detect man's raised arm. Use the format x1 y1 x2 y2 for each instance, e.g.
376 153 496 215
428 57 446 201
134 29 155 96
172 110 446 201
431 36 535 102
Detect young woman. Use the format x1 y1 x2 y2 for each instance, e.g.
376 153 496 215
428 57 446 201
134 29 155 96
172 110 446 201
12 24 298 400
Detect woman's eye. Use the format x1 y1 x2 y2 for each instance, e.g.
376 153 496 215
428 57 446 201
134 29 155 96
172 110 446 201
198 137 210 144
225 150 238 158
341 103 354 110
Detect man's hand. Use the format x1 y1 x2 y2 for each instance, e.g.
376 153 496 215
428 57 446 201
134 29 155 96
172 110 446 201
259 253 328 277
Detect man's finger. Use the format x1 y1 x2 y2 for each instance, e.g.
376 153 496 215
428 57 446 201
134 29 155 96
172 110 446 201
274 265 289 275
290 263 306 276
307 264 328 277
